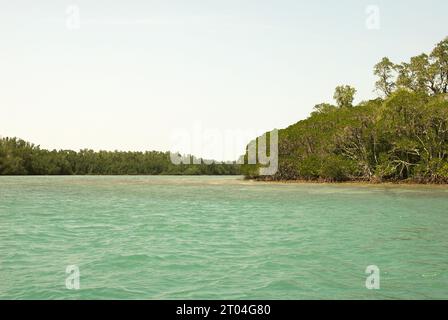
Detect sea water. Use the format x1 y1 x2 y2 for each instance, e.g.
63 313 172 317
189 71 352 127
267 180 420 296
0 176 447 299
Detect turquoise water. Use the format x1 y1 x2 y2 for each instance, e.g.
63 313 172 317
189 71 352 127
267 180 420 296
1 176 448 299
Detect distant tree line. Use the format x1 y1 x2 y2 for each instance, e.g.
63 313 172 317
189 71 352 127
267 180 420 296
3 37 448 182
242 37 448 183
0 138 240 175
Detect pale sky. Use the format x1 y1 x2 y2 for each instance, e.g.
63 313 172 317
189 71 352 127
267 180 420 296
1 0 447 160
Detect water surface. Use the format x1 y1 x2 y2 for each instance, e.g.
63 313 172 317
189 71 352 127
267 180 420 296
1 176 447 299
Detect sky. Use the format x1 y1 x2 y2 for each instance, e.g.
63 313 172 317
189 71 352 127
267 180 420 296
1 0 447 161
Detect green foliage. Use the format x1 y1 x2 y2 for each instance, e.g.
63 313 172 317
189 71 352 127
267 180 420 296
333 85 357 108
3 37 448 184
375 37 448 96
318 155 357 182
311 103 337 116
374 57 396 97
0 138 240 176
241 38 448 184
242 90 448 183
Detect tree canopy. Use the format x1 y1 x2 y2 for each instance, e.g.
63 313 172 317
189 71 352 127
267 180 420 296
333 85 357 108
0 139 240 176
374 57 396 97
3 37 448 183
375 37 448 97
242 37 448 183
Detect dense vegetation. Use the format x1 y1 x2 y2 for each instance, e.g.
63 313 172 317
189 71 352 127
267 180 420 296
3 37 448 182
243 37 448 183
0 139 240 175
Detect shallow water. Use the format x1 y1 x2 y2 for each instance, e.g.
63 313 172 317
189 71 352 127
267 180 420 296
0 176 447 299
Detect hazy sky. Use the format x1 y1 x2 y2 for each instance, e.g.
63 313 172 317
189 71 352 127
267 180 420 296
1 0 447 160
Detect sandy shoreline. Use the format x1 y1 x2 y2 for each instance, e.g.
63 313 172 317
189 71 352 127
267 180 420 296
249 179 448 188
